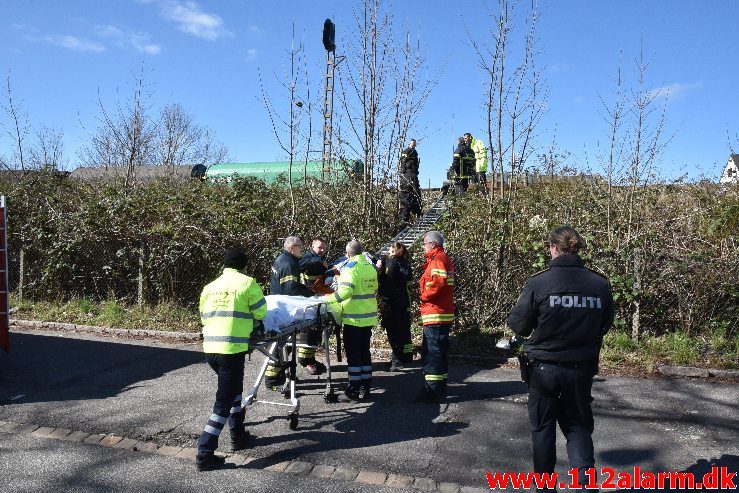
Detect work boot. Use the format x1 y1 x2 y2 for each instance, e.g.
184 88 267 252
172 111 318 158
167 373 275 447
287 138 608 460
358 386 371 400
342 387 361 402
304 361 326 376
228 430 251 452
195 453 226 472
388 360 404 372
412 390 443 404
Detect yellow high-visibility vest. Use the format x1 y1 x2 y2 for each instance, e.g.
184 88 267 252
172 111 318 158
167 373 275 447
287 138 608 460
200 268 267 354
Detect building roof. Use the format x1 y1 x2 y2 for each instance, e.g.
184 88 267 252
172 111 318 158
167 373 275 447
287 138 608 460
70 165 193 182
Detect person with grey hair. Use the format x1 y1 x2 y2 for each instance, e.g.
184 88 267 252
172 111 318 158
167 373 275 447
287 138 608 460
322 239 379 401
415 230 455 403
265 235 315 390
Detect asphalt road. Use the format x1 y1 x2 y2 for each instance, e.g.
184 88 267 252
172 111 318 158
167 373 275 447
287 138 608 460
1 329 737 492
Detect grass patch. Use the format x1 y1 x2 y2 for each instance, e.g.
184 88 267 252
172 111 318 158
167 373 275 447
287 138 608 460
9 295 738 370
10 295 200 332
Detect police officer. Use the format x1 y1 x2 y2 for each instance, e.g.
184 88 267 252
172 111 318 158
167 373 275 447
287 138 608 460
264 236 314 390
508 225 614 490
297 236 330 374
196 247 267 471
323 240 378 401
399 139 422 223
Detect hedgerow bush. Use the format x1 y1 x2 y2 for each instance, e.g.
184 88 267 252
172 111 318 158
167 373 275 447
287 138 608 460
2 173 737 350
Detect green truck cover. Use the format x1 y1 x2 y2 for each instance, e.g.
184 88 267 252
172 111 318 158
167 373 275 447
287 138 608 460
206 160 362 185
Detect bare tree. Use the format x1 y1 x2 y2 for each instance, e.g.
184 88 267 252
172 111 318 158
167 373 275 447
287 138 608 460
335 0 437 223
258 22 310 225
29 124 65 170
155 102 227 170
79 67 157 188
1 73 31 170
465 0 545 288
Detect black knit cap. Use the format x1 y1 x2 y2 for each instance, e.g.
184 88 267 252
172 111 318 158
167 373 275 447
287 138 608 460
223 247 248 270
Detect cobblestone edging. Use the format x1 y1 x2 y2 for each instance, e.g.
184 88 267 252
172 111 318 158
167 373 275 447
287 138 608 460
0 420 488 493
10 319 201 342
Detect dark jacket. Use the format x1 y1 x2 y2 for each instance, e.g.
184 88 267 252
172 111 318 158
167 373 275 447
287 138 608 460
378 256 411 312
299 249 328 286
452 143 475 178
508 254 614 363
270 250 313 297
400 146 419 176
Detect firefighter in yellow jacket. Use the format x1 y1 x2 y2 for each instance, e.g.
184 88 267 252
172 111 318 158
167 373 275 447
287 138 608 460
323 240 378 401
464 132 488 188
195 247 267 471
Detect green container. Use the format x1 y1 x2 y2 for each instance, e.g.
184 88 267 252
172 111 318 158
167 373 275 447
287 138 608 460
206 160 363 185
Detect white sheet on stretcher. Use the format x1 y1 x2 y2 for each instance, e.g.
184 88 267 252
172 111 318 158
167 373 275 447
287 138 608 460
263 295 327 335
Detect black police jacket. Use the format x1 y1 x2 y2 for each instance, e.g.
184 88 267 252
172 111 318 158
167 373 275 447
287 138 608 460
400 147 419 175
508 254 614 363
270 251 313 297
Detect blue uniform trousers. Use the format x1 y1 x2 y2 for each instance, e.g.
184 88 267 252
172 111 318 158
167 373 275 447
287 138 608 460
197 352 247 458
343 324 372 391
422 324 450 396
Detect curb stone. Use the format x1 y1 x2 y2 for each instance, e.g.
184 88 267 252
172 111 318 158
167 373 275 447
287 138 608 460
2 418 504 491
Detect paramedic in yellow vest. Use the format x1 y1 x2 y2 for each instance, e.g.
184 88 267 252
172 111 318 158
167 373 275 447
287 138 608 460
324 240 378 402
464 132 488 189
195 247 267 472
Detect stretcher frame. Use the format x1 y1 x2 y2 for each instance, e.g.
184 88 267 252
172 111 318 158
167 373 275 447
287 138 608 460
241 310 341 430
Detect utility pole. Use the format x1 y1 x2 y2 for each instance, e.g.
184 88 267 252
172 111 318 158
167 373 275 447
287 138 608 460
320 19 345 181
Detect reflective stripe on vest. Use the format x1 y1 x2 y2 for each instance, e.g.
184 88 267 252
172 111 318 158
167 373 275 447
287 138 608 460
201 310 253 320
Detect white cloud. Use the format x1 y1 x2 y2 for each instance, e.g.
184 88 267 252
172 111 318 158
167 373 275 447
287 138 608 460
648 81 703 102
38 34 106 53
245 48 258 62
156 0 232 40
548 62 569 73
95 24 161 55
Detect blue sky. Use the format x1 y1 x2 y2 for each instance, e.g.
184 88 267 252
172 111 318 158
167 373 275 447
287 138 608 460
1 0 737 187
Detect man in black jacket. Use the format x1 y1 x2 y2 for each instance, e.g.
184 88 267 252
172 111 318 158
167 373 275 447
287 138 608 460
265 236 314 389
451 137 475 194
399 139 422 223
508 225 614 491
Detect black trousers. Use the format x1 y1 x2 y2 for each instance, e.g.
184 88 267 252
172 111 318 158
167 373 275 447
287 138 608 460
422 324 450 396
399 187 422 221
380 306 413 364
527 361 595 485
453 178 469 194
343 324 372 391
197 352 246 458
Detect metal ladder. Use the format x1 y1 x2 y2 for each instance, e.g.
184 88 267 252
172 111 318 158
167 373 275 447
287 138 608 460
376 195 447 256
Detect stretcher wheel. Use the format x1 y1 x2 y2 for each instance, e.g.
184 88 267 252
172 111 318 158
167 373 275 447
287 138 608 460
288 414 299 430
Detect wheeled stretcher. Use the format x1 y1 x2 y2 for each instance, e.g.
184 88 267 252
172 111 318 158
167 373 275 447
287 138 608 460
241 299 341 430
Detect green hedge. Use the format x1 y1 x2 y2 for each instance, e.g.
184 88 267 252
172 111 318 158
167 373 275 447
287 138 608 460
2 173 737 341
